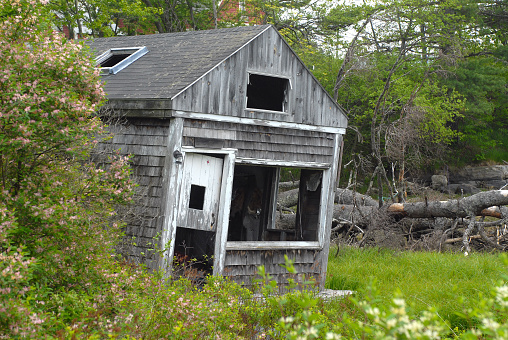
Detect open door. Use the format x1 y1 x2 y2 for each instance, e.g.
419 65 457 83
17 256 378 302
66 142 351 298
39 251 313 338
173 153 224 280
178 153 223 231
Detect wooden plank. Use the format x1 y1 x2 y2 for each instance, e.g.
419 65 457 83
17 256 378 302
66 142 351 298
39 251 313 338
134 175 163 187
234 157 331 169
186 127 333 148
218 59 231 116
231 141 332 155
133 166 163 177
184 119 336 138
159 117 184 277
173 111 346 134
131 155 165 167
318 133 342 290
226 241 321 250
274 31 283 74
209 68 221 114
113 134 166 146
183 127 237 140
213 150 236 276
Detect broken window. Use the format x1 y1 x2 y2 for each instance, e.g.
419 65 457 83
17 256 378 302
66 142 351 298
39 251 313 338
227 165 322 242
95 46 148 75
246 73 289 112
189 185 206 210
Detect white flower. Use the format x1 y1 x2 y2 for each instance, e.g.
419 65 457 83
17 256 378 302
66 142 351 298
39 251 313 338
495 285 508 308
386 318 397 328
482 318 500 331
325 332 342 340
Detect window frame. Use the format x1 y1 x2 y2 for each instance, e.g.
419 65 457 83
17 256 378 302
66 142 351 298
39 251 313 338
245 71 292 114
225 158 332 251
95 46 148 75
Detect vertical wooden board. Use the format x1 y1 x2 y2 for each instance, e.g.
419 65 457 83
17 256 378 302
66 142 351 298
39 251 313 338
318 134 342 289
218 59 231 115
208 68 221 114
213 151 235 276
247 39 255 68
199 78 209 114
190 78 204 113
273 33 284 74
236 48 249 117
323 99 335 127
292 59 305 123
253 35 263 69
282 44 293 75
159 117 184 276
319 85 327 125
264 30 273 71
305 74 316 125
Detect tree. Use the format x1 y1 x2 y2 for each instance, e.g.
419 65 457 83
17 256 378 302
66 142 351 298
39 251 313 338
322 0 508 197
138 0 249 33
51 0 156 38
0 0 134 335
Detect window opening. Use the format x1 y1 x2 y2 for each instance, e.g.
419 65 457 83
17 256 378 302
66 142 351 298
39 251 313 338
95 46 148 75
227 166 322 242
228 165 274 241
246 73 289 112
100 54 131 67
189 184 206 210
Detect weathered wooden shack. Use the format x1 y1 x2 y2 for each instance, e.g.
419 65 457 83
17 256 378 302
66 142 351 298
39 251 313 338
88 25 348 288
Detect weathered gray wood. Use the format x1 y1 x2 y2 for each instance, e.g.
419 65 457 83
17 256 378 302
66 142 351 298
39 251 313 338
226 241 321 250
318 134 342 289
170 27 347 129
223 248 323 288
159 117 184 276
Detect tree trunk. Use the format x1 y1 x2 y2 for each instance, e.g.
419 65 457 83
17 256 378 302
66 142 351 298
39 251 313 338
386 190 508 218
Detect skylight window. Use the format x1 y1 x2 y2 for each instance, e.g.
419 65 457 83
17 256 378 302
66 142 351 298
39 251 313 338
96 46 148 75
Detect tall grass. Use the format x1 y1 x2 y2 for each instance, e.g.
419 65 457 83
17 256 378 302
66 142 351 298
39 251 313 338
326 246 507 328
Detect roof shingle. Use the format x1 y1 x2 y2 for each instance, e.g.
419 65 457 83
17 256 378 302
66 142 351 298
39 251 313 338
86 25 270 100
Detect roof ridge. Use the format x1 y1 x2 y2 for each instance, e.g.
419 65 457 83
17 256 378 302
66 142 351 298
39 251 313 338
89 24 271 42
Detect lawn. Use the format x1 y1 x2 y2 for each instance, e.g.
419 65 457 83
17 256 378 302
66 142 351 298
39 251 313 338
325 246 507 328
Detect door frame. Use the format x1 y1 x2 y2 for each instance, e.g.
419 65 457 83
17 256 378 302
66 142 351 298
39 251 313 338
176 147 236 276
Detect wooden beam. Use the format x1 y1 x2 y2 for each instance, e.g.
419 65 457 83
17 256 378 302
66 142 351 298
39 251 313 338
173 110 346 134
226 241 321 250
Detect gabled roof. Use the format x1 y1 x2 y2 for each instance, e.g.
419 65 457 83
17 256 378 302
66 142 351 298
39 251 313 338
87 25 270 100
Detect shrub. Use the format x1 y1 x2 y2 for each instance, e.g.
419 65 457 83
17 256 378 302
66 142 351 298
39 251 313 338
0 0 134 337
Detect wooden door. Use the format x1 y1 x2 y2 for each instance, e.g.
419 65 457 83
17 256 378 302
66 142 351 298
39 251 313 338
178 153 224 232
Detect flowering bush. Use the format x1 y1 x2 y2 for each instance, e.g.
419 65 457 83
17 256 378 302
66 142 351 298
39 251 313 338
0 0 134 337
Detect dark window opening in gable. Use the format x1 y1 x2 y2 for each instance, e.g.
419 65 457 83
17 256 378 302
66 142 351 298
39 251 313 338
247 73 289 112
189 185 206 210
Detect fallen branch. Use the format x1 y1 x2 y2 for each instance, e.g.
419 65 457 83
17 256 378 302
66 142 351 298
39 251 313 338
387 190 508 218
445 235 482 244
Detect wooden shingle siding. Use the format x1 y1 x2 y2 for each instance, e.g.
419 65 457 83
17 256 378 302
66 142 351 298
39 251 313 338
172 28 347 129
182 119 335 164
223 249 323 288
99 118 170 269
89 25 347 286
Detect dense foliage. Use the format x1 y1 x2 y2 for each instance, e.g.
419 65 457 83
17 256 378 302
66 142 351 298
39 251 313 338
2 0 508 338
0 0 135 336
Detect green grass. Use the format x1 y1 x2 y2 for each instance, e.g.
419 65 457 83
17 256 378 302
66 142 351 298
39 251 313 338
483 131 508 163
325 246 507 328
